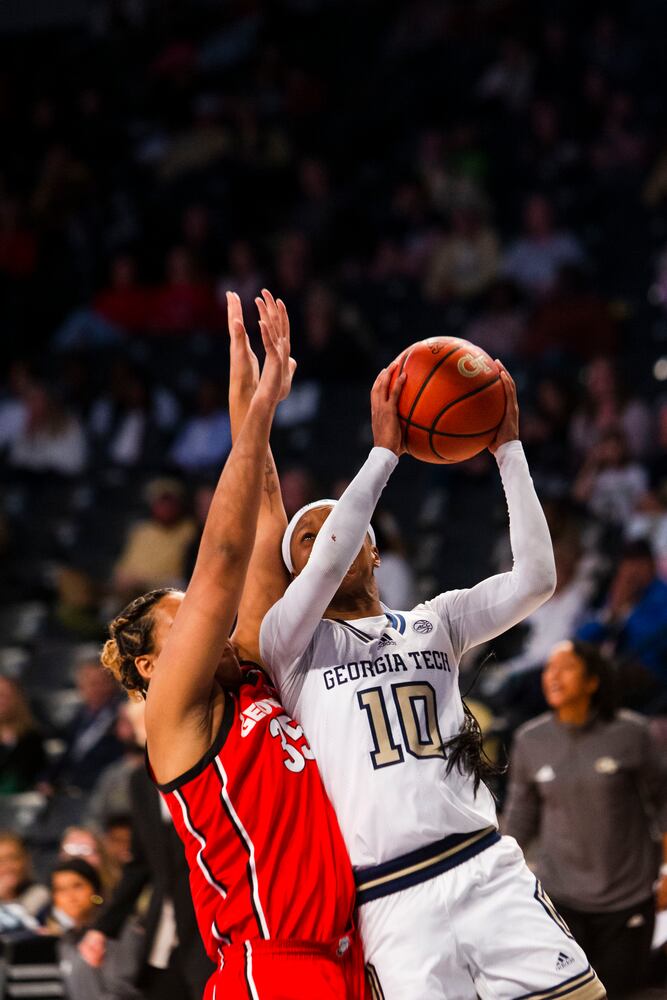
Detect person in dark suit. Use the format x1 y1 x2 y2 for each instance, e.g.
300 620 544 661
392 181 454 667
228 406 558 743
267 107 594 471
46 661 124 793
78 763 213 1000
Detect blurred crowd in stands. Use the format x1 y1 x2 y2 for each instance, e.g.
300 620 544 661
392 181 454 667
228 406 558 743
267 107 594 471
0 0 667 995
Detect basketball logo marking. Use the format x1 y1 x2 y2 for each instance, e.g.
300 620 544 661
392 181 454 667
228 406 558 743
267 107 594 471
457 353 492 378
426 339 445 355
413 620 434 634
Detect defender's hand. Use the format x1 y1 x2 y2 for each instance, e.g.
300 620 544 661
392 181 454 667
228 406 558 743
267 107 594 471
255 288 296 406
227 291 259 398
488 362 519 454
371 363 406 456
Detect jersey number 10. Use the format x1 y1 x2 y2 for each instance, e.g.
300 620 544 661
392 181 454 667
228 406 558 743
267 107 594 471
358 682 445 769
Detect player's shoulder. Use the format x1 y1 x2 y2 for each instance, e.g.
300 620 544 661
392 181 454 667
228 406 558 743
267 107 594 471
514 712 554 744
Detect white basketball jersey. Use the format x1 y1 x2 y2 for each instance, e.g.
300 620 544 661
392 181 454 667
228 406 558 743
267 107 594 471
263 598 497 870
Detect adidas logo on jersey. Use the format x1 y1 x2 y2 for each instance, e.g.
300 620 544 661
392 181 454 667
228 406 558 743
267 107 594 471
378 633 395 648
556 951 575 971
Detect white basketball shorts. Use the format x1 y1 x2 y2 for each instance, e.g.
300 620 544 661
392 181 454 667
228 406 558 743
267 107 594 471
358 836 605 1000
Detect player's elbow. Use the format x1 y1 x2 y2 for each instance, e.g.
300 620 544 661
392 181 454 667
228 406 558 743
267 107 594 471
528 552 557 604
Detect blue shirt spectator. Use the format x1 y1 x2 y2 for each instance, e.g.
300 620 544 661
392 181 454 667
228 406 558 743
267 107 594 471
577 540 667 687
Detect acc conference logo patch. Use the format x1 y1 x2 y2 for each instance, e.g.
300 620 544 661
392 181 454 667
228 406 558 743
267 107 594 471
413 619 434 634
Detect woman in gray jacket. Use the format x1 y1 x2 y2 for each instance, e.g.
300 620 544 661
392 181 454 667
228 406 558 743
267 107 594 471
504 639 667 997
45 859 142 1000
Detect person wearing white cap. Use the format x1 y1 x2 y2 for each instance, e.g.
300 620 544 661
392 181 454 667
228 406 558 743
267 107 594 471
260 366 605 1000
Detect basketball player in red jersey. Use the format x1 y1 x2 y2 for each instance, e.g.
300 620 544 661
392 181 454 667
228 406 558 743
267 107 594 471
98 291 394 999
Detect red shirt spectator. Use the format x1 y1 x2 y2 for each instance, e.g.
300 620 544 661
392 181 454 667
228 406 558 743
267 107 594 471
0 198 37 278
149 247 223 334
93 254 151 332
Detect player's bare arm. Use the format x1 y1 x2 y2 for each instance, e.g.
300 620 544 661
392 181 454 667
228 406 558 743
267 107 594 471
226 288 293 665
143 311 294 783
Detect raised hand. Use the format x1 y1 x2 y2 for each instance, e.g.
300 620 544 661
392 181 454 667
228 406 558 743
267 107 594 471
488 361 519 454
79 929 107 968
371 362 406 457
226 291 259 398
255 288 296 406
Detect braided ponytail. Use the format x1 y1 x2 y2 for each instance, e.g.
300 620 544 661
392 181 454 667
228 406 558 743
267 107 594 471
102 588 178 698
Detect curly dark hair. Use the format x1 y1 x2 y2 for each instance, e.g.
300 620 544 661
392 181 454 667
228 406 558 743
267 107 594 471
443 701 505 796
101 588 178 698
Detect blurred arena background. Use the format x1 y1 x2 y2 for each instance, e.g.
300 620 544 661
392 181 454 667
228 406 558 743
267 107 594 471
0 0 666 996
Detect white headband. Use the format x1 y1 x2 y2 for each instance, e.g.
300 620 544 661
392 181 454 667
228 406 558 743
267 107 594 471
281 499 376 573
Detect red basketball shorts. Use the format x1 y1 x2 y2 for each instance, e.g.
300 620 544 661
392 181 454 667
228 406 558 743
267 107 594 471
204 930 369 1000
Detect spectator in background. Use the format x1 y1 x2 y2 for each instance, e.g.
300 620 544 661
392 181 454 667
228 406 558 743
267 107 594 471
297 281 372 382
573 430 648 527
500 193 584 297
88 360 178 469
484 536 597 703
59 825 121 898
182 482 215 581
423 207 500 301
577 539 667 708
179 203 220 278
45 858 105 934
169 378 231 473
46 661 123 795
570 356 652 461
520 374 575 486
0 197 37 280
527 265 616 362
476 37 534 114
417 128 487 220
150 246 222 335
45 858 143 1000
589 91 646 179
464 279 525 361
93 254 151 333
86 701 145 830
0 677 45 793
504 640 667 998
273 230 311 296
101 814 133 868
217 239 264 317
279 465 318 519
79 702 213 1000
9 381 87 476
113 478 196 598
0 361 33 454
628 405 667 579
0 832 49 917
373 509 417 610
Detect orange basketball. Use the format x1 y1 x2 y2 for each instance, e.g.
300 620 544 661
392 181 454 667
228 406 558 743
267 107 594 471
389 337 506 464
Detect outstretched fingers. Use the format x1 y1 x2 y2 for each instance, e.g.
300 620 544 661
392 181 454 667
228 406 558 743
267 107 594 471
277 298 290 341
390 369 406 405
496 359 517 403
372 367 389 400
226 291 247 340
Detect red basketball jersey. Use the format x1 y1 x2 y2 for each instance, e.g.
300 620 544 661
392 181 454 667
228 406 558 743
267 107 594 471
150 665 356 964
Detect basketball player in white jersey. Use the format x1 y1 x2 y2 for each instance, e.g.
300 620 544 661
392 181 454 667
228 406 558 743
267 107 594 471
259 362 606 1000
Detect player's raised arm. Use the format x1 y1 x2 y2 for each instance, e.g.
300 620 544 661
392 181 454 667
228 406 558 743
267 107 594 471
226 289 292 666
421 363 556 661
142 312 294 768
259 366 406 692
